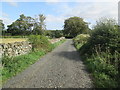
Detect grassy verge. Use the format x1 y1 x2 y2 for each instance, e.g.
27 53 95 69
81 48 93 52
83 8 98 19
73 34 119 88
1 39 66 85
52 39 66 48
80 50 119 88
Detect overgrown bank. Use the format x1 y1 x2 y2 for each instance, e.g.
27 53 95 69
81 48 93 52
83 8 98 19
2 35 66 85
73 18 120 88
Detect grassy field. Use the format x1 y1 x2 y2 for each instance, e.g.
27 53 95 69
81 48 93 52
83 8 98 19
0 38 28 44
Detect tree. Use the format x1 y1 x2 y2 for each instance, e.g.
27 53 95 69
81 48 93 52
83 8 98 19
7 14 46 36
33 14 46 35
39 14 46 30
7 14 34 35
64 17 89 38
0 19 4 30
54 30 63 38
0 19 5 36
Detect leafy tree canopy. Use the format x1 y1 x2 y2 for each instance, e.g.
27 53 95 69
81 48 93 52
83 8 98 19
7 14 34 35
7 14 46 36
64 17 89 38
0 19 5 30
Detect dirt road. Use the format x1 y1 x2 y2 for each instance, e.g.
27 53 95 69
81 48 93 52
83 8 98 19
3 39 93 88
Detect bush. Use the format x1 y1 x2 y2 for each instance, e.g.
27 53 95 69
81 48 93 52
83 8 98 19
93 72 118 88
80 18 120 56
73 18 120 88
74 37 120 87
28 35 53 52
45 30 64 38
86 51 119 77
73 34 90 49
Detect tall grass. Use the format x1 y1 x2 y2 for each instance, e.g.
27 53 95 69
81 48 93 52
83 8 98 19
2 50 46 84
86 48 119 88
74 36 120 88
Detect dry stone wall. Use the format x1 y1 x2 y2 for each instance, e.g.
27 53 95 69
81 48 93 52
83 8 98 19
0 41 32 57
0 37 65 57
49 37 65 44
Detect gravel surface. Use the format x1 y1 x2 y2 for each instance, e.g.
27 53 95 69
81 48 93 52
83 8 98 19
3 39 93 88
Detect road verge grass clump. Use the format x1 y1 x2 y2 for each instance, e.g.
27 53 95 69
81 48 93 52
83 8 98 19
73 18 120 88
2 35 65 84
28 35 53 52
73 34 90 50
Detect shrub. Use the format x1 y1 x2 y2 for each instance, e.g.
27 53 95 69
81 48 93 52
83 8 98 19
28 35 53 52
45 30 64 38
73 34 90 49
86 51 119 77
80 18 120 56
78 44 119 87
73 18 120 88
93 72 118 88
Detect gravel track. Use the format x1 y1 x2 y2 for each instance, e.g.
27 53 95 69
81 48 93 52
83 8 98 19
3 39 93 88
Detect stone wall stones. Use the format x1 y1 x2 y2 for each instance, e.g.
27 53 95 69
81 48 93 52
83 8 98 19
0 41 32 57
49 37 65 44
0 37 65 57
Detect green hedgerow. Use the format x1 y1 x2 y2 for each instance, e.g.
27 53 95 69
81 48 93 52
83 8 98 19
80 18 120 56
73 18 120 88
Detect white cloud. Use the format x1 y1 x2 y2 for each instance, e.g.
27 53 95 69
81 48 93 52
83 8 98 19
1 1 119 29
1 12 14 28
2 12 9 17
1 0 120 2
61 2 117 20
2 17 12 26
44 0 60 2
46 14 66 29
46 14 65 23
2 0 18 7
47 2 118 29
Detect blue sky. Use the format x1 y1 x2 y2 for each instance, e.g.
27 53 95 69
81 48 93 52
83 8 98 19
1 0 118 30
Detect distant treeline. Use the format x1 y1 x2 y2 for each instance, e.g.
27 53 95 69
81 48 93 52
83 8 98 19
1 14 47 36
2 30 64 38
45 30 64 38
1 14 92 38
1 14 64 38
